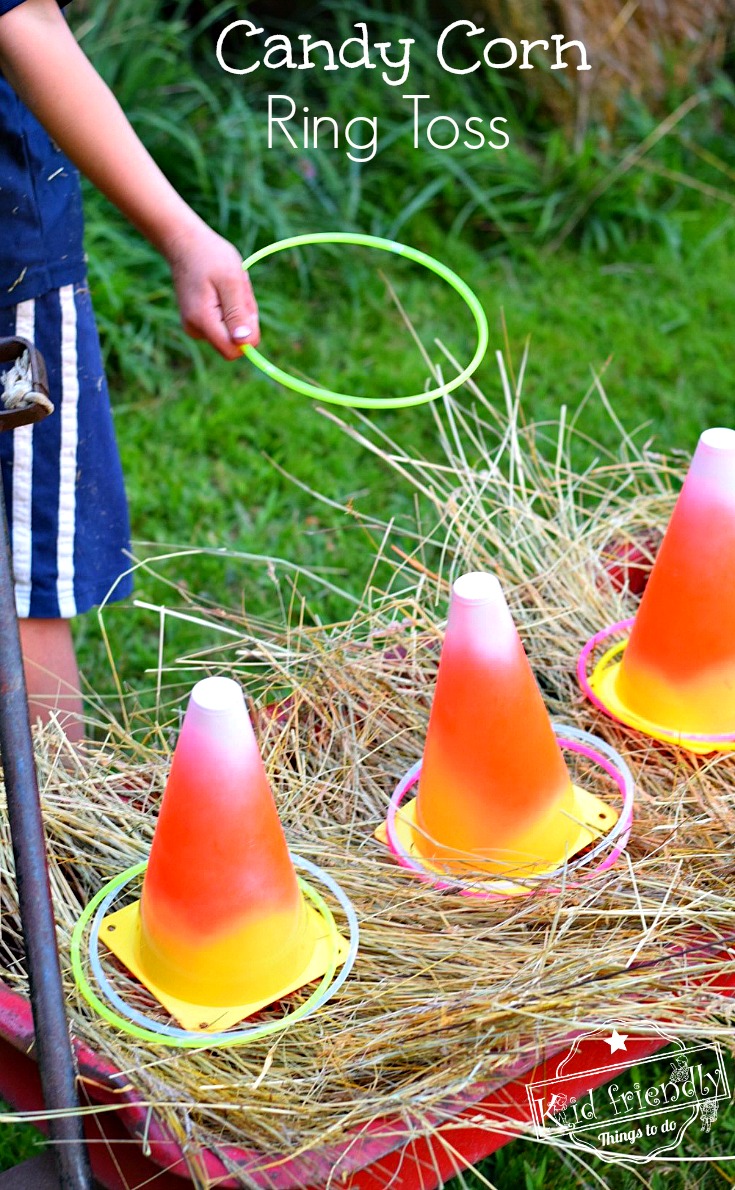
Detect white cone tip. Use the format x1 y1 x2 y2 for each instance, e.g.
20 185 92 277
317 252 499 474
190 676 245 714
698 427 735 455
452 572 504 606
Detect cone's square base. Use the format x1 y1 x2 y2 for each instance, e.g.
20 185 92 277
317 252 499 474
591 643 735 756
376 783 617 896
100 900 349 1033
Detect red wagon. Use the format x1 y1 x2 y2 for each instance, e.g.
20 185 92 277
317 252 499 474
0 939 731 1190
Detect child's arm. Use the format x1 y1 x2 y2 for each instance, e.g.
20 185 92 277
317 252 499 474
0 0 259 359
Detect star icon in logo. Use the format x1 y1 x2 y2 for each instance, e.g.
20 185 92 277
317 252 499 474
606 1030 629 1054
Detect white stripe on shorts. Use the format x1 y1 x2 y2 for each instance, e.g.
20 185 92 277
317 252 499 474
12 299 35 618
56 284 79 618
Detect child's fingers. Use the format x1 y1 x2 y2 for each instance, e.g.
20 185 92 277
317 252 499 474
182 283 259 361
170 232 261 359
180 295 230 359
217 270 260 353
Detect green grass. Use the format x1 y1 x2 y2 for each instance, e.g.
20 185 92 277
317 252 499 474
73 0 735 392
0 1103 44 1172
79 205 735 712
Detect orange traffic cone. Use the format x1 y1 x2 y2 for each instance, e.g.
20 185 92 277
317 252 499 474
379 573 618 881
585 428 735 751
101 677 345 1031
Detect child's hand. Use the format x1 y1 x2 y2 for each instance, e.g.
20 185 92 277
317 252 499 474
166 222 260 361
0 4 260 362
0 3 259 361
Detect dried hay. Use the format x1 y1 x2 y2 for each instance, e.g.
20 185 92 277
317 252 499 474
474 0 733 135
1 355 735 1187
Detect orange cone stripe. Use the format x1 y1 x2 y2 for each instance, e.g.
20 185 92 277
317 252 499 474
142 730 300 940
418 633 572 853
617 429 735 735
405 573 600 876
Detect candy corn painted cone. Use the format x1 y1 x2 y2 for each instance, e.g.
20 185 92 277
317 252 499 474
102 677 346 1032
379 574 617 880
586 428 735 752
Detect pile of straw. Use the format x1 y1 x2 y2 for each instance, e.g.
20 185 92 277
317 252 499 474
475 0 732 135
2 359 735 1186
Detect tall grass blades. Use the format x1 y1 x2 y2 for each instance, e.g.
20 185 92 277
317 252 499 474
69 0 735 389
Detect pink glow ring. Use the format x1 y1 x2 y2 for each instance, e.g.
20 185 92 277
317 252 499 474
577 619 735 746
385 725 634 899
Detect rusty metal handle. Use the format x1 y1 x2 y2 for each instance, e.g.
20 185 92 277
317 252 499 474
0 334 92 1186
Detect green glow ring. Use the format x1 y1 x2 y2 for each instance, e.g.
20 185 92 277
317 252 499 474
70 861 340 1048
241 232 489 409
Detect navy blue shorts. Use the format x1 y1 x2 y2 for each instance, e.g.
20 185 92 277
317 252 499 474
0 281 133 618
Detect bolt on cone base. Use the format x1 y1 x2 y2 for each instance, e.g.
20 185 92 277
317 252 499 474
376 781 617 896
100 898 348 1033
587 638 735 755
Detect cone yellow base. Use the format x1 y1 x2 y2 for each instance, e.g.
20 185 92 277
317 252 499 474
591 644 735 756
100 900 348 1033
377 782 616 894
